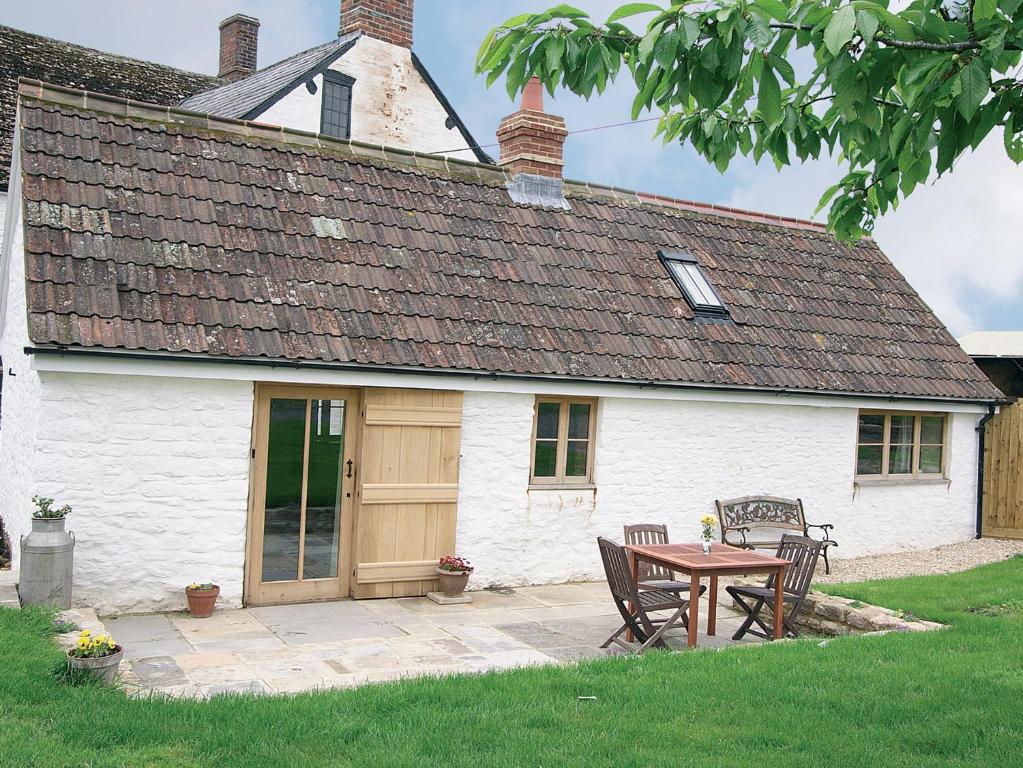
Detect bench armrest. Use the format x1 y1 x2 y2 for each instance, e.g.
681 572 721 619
805 523 834 542
723 525 750 546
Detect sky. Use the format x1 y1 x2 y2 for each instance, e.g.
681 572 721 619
3 0 1020 336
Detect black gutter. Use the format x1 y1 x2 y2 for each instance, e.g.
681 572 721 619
975 404 998 538
23 345 1008 408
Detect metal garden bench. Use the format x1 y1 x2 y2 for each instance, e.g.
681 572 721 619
715 495 837 574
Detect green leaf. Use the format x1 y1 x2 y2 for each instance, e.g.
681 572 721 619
653 29 679 68
758 65 782 127
855 10 879 47
678 16 701 49
747 16 773 51
955 60 989 121
638 26 659 62
755 0 790 22
824 6 856 56
973 0 997 20
606 2 663 23
544 36 565 73
548 3 588 19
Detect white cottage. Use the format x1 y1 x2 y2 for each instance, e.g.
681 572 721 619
0 11 1002 616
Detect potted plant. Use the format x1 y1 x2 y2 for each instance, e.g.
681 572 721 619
67 629 122 684
19 496 75 608
435 556 474 597
184 582 220 618
700 514 718 554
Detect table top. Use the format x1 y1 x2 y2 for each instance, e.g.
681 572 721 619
625 542 790 572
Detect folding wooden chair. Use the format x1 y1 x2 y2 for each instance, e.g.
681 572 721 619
597 537 694 653
725 534 821 641
624 523 704 596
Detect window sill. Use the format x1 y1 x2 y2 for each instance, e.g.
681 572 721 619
854 477 950 487
528 483 596 492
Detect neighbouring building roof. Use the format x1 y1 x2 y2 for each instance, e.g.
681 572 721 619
15 82 1003 402
179 34 493 164
0 25 218 192
179 36 355 119
958 331 1023 359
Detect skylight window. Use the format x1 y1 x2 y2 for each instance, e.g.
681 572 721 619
659 251 728 316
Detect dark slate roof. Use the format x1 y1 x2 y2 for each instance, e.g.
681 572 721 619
15 83 1002 402
0 25 218 191
179 36 354 119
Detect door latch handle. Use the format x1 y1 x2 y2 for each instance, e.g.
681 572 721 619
346 459 353 479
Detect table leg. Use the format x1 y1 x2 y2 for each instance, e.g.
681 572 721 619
773 565 785 641
626 552 639 642
687 572 700 649
707 575 718 636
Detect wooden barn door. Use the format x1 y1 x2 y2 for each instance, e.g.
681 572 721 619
982 401 1023 538
352 388 463 598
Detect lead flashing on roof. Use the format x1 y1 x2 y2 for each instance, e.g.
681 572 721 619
507 173 571 210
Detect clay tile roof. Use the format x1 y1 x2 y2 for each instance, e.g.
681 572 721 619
0 25 218 191
15 82 1003 401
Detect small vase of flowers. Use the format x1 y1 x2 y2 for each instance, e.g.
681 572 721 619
436 555 474 597
700 514 718 554
67 629 122 684
185 582 220 618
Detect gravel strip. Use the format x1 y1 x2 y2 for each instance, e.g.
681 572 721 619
814 537 1023 584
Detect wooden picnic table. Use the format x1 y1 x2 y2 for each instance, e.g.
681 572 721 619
624 542 790 648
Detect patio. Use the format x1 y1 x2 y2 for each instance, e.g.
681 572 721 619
103 582 759 697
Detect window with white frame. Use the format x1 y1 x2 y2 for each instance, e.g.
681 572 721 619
659 250 728 316
856 411 948 480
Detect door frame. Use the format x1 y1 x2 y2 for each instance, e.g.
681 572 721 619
244 384 362 606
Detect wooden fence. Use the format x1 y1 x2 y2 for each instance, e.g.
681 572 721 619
982 400 1023 539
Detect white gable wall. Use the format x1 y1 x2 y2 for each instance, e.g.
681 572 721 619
257 36 478 162
0 191 43 568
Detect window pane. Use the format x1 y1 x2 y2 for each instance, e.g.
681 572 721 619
304 399 345 579
888 444 912 474
533 440 557 477
919 445 943 474
536 402 560 439
566 440 588 477
262 398 306 582
321 78 352 139
857 413 884 444
857 444 882 475
889 415 914 445
568 403 591 439
682 263 722 307
920 415 945 445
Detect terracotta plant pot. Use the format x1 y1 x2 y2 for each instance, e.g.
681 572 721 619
185 585 220 618
435 568 470 597
67 646 123 685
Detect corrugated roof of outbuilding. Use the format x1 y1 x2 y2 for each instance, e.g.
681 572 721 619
15 81 1003 402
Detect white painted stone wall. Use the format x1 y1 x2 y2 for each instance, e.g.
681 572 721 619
258 36 477 161
455 391 981 589
0 191 7 261
20 373 254 615
0 205 43 569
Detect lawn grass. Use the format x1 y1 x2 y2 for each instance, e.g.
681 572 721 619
2 558 1022 767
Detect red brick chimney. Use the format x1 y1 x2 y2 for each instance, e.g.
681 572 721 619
496 77 567 178
340 0 414 48
218 14 260 82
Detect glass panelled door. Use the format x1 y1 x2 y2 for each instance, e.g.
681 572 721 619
247 386 358 605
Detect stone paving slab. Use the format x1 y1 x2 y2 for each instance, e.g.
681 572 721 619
108 582 766 698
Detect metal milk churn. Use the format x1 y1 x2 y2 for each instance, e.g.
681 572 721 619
19 517 74 608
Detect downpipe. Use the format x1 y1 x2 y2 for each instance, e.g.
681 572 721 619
975 405 997 539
